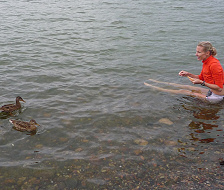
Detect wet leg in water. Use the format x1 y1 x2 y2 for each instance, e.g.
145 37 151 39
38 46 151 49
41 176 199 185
144 78 208 100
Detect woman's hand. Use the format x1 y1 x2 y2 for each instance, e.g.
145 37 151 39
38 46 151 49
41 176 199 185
190 78 203 85
179 71 199 79
179 70 189 76
186 76 203 84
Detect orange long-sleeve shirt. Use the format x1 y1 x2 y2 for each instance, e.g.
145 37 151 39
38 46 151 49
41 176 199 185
198 56 224 88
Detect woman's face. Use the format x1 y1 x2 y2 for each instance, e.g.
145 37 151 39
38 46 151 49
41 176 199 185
195 46 210 61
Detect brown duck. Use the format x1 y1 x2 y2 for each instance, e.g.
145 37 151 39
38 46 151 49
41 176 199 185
0 96 25 113
9 119 40 132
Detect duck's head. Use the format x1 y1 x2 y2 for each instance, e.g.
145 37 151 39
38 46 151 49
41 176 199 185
30 119 40 126
16 96 26 103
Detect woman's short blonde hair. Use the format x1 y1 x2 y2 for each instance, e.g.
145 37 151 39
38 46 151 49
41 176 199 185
197 41 217 56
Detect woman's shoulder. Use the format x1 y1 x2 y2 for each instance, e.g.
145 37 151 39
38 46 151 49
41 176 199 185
210 58 223 71
211 56 220 62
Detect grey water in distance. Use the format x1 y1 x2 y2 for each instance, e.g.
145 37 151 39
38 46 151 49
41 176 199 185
1 0 224 189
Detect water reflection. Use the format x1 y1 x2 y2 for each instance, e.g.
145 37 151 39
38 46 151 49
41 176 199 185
192 106 220 120
0 109 24 120
190 104 220 128
178 100 223 157
0 112 10 120
189 105 222 147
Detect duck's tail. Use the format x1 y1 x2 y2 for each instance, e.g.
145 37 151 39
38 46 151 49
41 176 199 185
9 119 14 124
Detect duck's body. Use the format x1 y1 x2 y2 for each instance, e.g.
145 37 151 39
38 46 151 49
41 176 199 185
0 96 25 113
9 119 39 132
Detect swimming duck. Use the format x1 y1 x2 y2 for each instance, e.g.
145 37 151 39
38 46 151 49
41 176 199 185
0 96 25 113
9 119 40 132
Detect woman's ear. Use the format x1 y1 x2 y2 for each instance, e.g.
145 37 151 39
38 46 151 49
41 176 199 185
206 51 210 56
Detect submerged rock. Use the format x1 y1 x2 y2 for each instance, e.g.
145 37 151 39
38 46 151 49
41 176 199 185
159 118 173 125
134 139 148 146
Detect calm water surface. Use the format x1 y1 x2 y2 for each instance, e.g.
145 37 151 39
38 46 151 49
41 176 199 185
0 0 224 189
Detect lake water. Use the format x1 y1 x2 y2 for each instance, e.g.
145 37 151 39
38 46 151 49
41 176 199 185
0 0 224 189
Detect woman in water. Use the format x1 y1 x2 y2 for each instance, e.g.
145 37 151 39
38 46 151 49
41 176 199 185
144 41 224 103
